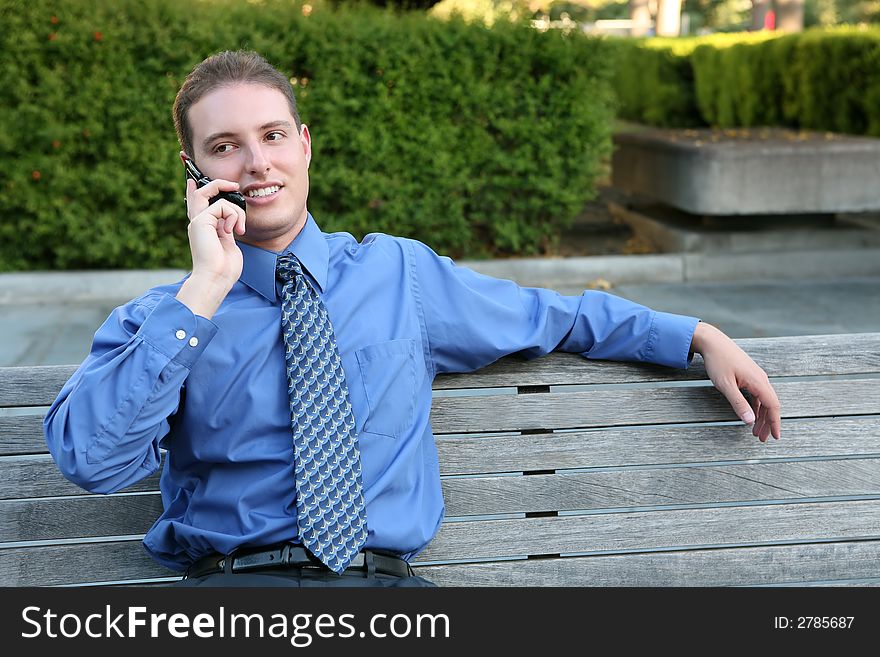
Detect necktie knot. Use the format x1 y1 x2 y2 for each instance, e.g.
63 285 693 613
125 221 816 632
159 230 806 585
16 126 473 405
276 253 303 283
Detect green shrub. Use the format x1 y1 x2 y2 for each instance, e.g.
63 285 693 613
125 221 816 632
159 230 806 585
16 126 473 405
690 27 880 134
0 0 615 270
605 37 702 127
610 28 880 136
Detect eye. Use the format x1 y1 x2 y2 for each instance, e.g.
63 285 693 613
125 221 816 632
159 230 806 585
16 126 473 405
213 143 235 154
266 131 285 141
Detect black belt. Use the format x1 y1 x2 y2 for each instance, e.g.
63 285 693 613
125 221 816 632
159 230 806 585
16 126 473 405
185 544 411 579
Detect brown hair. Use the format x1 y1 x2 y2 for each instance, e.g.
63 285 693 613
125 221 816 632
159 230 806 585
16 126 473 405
173 50 302 157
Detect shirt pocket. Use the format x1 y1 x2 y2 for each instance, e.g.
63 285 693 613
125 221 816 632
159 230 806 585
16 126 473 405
355 339 417 439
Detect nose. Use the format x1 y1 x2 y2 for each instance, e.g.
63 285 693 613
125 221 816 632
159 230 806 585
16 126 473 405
244 142 270 175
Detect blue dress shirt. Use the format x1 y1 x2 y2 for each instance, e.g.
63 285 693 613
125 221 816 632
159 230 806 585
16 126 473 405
44 214 699 571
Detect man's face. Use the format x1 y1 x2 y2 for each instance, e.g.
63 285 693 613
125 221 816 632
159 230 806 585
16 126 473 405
185 82 312 252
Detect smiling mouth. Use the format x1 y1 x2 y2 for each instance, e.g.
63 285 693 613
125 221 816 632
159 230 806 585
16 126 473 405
245 185 282 199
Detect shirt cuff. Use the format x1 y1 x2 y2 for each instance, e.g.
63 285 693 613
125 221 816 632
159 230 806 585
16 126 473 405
136 294 219 368
646 311 701 369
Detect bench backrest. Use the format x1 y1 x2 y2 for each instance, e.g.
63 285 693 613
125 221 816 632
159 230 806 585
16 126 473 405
2 333 879 586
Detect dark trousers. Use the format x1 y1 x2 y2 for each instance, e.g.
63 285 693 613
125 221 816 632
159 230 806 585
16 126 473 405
172 567 437 588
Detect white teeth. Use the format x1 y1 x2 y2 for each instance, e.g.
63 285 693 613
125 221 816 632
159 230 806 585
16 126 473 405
246 185 280 198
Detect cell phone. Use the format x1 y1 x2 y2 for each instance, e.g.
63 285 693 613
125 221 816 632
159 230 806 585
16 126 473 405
182 155 247 213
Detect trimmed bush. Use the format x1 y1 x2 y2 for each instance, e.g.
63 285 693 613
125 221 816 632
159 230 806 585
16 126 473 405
605 37 702 127
1 0 615 270
613 27 880 136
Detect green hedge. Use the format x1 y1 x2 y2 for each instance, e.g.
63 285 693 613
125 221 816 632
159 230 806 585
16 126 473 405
610 28 880 136
604 37 702 127
1 0 615 271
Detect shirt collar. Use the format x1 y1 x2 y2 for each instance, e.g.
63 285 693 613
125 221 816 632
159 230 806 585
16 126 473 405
238 213 329 303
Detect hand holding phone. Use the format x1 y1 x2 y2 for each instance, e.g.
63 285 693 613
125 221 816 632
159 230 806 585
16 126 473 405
182 155 247 213
176 155 246 318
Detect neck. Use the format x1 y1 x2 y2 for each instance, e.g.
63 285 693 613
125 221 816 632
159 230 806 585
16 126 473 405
238 212 308 253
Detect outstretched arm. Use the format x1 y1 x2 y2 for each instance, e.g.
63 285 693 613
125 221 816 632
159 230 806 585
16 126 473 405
690 322 782 442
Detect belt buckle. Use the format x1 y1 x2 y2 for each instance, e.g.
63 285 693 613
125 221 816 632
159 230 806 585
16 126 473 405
231 546 283 572
280 543 293 566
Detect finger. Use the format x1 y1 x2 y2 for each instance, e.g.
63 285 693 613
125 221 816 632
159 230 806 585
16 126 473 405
184 178 199 218
770 411 782 441
745 390 760 434
748 388 760 416
235 206 247 235
749 380 782 441
188 179 241 219
757 416 768 442
716 378 755 425
195 178 241 202
760 400 782 441
225 203 246 235
211 200 244 237
751 399 763 437
755 408 769 442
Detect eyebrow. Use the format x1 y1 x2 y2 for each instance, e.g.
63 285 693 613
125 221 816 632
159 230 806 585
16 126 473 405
201 120 294 152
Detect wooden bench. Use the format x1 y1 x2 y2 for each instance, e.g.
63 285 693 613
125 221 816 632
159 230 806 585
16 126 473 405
2 332 879 586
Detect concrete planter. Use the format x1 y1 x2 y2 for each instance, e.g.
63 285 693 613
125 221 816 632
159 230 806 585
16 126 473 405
612 127 880 216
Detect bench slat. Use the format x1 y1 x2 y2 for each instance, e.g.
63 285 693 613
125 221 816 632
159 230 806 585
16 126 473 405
441 458 880 516
436 417 880 475
4 417 879 499
0 540 175 586
431 378 880 434
1 540 877 588
0 456 161 499
6 457 880 541
1 494 164 542
416 499 880 562
11 383 877 458
0 415 45 456
3 334 878 406
432 332 880 389
0 365 76 408
417 540 880 586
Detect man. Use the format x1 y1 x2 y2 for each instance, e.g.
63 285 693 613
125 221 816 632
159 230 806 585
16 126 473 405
44 51 781 587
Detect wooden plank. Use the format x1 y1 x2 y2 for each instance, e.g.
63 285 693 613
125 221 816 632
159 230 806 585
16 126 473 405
2 333 877 406
436 417 880 476
3 534 878 588
0 414 46 456
415 499 880 562
430 379 880 434
0 540 177 586
441 458 880 517
433 333 880 389
0 454 161 500
7 417 880 499
0 365 76 408
8 459 878 538
1 494 163 542
415 540 880 586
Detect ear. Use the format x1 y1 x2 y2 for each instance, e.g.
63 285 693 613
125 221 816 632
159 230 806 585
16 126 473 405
179 151 189 165
300 125 312 168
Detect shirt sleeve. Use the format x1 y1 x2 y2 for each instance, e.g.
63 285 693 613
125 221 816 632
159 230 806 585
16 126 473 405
44 291 218 494
406 239 700 377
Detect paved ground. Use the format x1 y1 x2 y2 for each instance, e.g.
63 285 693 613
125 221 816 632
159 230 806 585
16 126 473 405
3 271 878 368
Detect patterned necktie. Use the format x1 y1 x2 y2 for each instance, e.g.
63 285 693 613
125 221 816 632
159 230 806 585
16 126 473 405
276 253 368 574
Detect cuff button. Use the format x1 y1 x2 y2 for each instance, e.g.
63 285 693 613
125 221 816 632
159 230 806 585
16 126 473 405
175 330 186 340
189 336 199 347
